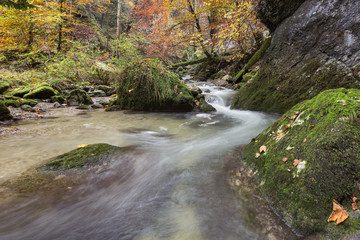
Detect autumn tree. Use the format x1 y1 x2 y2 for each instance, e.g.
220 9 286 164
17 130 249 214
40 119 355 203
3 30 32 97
132 0 265 60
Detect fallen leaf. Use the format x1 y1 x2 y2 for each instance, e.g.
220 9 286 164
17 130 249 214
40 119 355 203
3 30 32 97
259 145 267 153
282 157 288 162
351 193 358 210
129 89 134 93
77 144 89 148
289 112 300 120
328 200 349 225
276 132 285 139
352 202 358 211
293 159 301 167
255 153 261 159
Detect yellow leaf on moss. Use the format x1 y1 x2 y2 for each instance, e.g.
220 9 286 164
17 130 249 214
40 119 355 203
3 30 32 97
259 145 267 153
77 144 89 149
328 200 349 225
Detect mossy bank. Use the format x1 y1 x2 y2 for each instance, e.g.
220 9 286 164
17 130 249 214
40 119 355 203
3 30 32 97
238 88 360 236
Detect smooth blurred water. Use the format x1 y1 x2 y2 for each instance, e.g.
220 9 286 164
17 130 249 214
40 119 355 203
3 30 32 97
0 83 298 240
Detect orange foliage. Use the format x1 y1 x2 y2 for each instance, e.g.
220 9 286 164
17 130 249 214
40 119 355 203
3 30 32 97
133 0 265 58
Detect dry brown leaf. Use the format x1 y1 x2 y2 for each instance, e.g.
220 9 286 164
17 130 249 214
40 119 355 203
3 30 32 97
328 200 349 225
282 157 288 162
293 159 301 167
259 145 267 153
352 202 358 211
351 193 358 210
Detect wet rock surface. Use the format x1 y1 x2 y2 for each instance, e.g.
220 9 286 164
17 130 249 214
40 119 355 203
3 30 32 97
233 0 360 113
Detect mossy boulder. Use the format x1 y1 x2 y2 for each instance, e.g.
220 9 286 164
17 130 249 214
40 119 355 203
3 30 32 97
4 99 20 108
21 99 38 107
23 86 55 99
240 88 360 235
66 89 93 106
0 101 12 120
114 59 195 112
7 83 49 98
51 95 65 104
232 60 360 113
95 85 116 96
40 143 129 171
0 81 10 94
198 98 216 112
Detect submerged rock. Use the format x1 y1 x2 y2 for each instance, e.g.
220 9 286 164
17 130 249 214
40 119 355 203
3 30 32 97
113 59 195 112
21 104 35 112
40 143 133 171
239 88 360 235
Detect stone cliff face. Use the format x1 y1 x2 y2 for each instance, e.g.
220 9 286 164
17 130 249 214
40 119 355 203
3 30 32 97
232 0 360 113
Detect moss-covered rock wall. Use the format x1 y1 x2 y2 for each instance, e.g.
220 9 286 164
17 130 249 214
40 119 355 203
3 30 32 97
239 88 360 235
232 0 360 113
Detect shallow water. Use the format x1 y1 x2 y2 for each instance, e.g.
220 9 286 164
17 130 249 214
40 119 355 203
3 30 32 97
0 83 298 240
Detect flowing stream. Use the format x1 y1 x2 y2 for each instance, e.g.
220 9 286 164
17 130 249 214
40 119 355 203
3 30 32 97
0 82 300 240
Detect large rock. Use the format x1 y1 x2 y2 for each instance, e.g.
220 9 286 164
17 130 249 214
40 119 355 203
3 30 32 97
0 81 10 94
239 88 360 235
232 0 360 113
66 89 93 106
23 86 55 99
0 101 12 120
40 143 131 171
113 59 195 112
257 0 305 32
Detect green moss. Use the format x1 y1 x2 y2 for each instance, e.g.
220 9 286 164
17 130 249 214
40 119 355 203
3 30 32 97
0 101 12 120
51 95 65 104
4 99 20 108
240 88 360 235
198 98 216 112
41 143 127 171
66 89 93 106
21 99 38 107
23 86 55 99
5 83 50 97
76 104 91 110
233 37 272 83
232 59 360 113
0 80 10 94
116 59 195 112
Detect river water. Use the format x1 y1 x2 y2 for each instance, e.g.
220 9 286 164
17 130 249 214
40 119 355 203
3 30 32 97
0 82 299 239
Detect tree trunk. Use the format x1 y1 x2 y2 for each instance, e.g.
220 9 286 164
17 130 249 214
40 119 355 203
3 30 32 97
27 9 34 50
186 0 212 60
114 0 122 57
57 0 64 52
